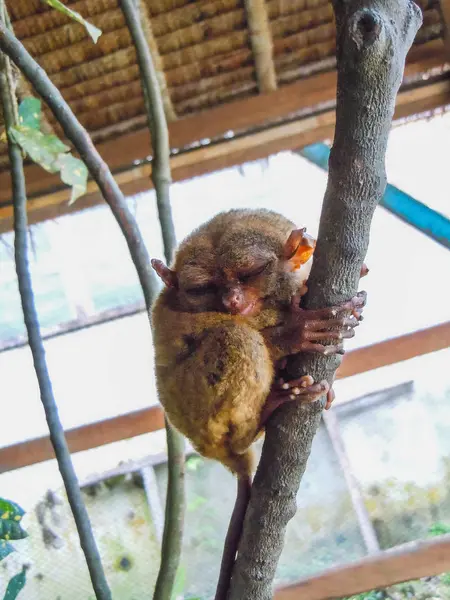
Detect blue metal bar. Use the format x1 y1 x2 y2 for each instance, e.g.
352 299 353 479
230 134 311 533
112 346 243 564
301 143 450 250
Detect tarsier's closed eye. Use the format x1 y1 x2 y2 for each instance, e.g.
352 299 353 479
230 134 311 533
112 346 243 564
186 283 217 296
238 262 269 283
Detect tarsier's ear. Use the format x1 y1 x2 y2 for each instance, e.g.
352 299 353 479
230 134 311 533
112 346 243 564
151 259 178 288
284 228 316 270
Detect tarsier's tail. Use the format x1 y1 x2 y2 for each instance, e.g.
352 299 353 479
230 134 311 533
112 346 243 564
214 451 253 600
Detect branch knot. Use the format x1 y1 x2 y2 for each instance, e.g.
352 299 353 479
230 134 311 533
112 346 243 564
350 9 382 50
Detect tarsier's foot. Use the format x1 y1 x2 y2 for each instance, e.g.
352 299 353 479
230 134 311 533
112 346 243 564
260 376 334 427
291 291 367 356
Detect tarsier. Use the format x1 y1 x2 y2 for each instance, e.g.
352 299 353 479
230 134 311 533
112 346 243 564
151 209 367 600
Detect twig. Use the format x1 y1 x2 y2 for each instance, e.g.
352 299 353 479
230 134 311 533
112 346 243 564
0 21 159 312
0 43 112 600
120 0 176 261
228 0 422 598
119 1 185 598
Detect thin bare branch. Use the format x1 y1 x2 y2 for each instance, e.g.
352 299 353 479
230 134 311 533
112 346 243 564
119 1 185 598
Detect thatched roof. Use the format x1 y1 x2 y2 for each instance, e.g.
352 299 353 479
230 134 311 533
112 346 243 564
0 0 449 229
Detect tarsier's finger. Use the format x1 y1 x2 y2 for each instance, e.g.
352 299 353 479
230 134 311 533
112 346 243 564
292 381 329 402
304 328 355 342
337 294 367 315
290 294 303 311
277 375 314 390
275 376 315 397
304 317 359 332
299 341 345 355
325 387 335 410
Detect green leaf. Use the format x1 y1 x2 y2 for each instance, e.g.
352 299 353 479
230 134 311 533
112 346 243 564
9 126 88 204
0 498 27 542
42 0 102 43
428 522 450 537
0 540 15 562
55 153 88 204
0 520 27 542
2 567 27 600
18 98 41 131
9 126 69 173
185 456 203 472
0 499 25 521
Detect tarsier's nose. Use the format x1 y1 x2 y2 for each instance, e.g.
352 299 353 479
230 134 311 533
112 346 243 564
222 289 244 314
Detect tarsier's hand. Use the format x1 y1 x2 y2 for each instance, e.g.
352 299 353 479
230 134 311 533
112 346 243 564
260 375 335 427
286 290 367 356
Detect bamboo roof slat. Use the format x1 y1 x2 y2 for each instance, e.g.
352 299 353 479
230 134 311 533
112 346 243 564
244 0 277 92
61 65 141 102
175 80 257 114
163 48 254 86
170 66 256 104
50 47 137 89
156 8 247 55
150 0 241 38
147 0 193 17
160 32 250 71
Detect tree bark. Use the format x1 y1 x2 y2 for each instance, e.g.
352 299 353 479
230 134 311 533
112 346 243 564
228 1 422 598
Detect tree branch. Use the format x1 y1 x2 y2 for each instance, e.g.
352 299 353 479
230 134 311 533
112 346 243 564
119 1 185 598
0 31 112 600
228 0 422 598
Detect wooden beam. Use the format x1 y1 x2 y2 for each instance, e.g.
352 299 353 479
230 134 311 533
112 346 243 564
0 405 165 474
0 76 449 233
274 534 450 600
323 410 380 554
244 0 278 92
0 321 447 473
336 320 450 379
